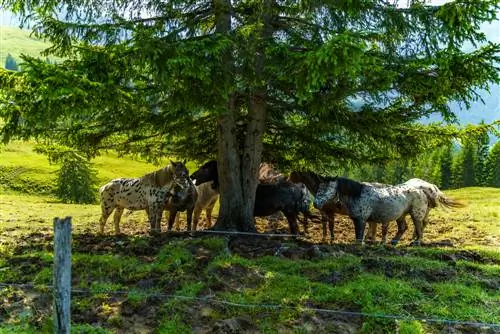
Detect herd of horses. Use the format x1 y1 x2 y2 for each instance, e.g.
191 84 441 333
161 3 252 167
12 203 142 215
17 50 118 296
99 160 464 245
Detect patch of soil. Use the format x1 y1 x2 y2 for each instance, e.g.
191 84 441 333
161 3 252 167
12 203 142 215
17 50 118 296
361 257 457 282
439 250 498 265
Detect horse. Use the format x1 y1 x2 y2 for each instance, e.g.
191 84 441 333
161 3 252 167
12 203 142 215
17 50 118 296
259 162 286 184
289 171 391 242
98 160 190 234
190 160 312 235
171 180 219 231
164 176 198 232
192 181 219 230
366 178 465 243
314 176 429 245
254 181 312 235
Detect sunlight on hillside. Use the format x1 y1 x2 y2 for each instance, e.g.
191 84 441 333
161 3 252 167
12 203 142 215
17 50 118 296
0 26 58 66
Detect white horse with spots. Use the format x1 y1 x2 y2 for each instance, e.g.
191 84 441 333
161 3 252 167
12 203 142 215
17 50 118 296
367 178 465 243
99 161 190 234
314 177 429 245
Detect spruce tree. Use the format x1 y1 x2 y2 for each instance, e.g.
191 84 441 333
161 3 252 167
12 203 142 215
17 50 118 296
4 53 18 71
475 123 491 186
485 141 500 187
0 0 498 231
439 144 454 189
461 141 476 187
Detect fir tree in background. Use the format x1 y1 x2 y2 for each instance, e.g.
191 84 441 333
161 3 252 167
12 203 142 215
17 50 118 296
4 53 18 71
439 144 454 189
485 141 500 187
34 145 98 204
461 140 476 187
475 124 491 186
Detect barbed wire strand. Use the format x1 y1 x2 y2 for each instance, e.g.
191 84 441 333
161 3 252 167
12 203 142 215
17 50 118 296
1 282 498 329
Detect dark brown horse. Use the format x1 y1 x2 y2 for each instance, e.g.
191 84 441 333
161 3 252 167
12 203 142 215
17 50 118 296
191 161 311 235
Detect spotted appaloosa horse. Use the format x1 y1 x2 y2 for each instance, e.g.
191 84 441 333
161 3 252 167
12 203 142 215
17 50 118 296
314 177 429 245
366 178 465 243
289 171 390 241
99 160 189 234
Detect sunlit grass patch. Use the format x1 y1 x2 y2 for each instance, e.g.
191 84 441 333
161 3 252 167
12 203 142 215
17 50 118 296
427 187 500 248
419 283 499 324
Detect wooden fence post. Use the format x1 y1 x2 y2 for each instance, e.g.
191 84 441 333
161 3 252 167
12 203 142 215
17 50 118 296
53 216 72 334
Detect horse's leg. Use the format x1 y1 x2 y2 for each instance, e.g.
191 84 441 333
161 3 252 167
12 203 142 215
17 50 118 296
148 203 163 233
99 205 114 235
186 208 194 232
283 212 299 235
381 222 390 244
328 217 334 242
391 216 407 245
412 208 430 239
353 217 366 244
173 213 181 231
193 206 203 231
410 213 424 246
167 209 178 232
366 222 377 243
320 211 328 241
113 207 124 235
205 203 215 229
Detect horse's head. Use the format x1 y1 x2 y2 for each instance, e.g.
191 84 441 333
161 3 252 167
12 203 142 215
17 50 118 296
190 160 218 188
170 160 190 187
289 171 324 194
313 178 338 210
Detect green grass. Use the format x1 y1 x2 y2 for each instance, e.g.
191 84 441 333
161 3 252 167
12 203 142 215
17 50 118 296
0 26 59 67
1 140 500 332
426 187 500 247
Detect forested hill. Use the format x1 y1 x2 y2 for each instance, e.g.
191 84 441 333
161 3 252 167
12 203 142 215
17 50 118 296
0 25 498 126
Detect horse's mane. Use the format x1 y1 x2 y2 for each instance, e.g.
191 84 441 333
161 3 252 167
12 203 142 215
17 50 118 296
336 177 365 199
289 171 337 194
140 165 174 187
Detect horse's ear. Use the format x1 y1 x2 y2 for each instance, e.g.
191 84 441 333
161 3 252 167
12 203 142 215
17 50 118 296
170 160 176 167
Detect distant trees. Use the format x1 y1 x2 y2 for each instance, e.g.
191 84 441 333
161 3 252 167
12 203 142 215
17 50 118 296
4 53 18 71
484 141 500 187
348 129 499 189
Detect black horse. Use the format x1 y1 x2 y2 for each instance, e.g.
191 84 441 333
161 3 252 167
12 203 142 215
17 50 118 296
191 161 311 235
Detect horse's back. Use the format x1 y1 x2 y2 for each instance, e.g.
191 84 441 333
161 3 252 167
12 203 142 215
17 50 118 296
254 182 308 216
361 185 426 222
99 177 149 210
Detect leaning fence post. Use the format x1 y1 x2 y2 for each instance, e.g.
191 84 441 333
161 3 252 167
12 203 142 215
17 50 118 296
53 216 72 334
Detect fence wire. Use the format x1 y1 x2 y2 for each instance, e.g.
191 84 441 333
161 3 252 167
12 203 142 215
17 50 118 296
1 282 498 329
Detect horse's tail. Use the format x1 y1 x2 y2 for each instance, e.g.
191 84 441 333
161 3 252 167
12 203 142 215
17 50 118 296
437 193 466 209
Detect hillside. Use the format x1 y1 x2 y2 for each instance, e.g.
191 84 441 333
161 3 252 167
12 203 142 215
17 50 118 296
0 26 56 66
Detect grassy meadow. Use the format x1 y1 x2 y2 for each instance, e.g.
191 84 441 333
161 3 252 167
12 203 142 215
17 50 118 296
0 141 499 333
0 26 59 67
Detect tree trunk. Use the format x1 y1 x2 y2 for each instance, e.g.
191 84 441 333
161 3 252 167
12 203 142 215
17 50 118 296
212 0 271 231
212 0 254 231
